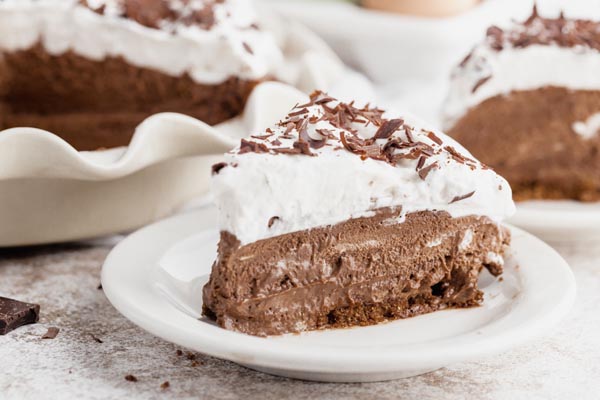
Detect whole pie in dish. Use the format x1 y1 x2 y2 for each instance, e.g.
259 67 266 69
0 0 284 150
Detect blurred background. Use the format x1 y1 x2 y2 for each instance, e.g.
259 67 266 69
266 0 600 122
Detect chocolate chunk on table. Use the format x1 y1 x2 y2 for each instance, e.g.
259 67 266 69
0 296 40 335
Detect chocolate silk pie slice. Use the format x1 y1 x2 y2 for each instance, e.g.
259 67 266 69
203 91 515 336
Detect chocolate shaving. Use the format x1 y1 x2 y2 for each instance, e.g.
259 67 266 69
250 134 272 140
404 126 415 143
444 146 475 165
242 42 254 55
416 155 426 170
268 216 279 228
293 141 312 155
450 191 476 203
161 381 170 390
271 147 302 155
472 76 492 93
373 119 403 140
426 131 443 145
42 327 60 339
211 162 228 175
314 96 336 105
418 162 439 180
315 129 335 139
238 139 269 154
484 6 600 53
288 108 309 117
125 375 138 382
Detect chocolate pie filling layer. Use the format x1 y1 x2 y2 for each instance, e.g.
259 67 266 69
203 208 509 337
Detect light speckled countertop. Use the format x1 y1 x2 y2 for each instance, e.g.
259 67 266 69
0 238 599 400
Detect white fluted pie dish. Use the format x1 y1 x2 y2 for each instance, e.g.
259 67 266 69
0 80 323 246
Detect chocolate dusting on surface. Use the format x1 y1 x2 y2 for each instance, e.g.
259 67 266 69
450 191 476 203
125 374 138 382
203 209 510 336
485 6 600 52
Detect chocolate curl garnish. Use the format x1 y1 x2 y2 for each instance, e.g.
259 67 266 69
426 131 444 145
472 76 492 93
373 119 404 140
339 131 361 154
484 6 600 53
288 107 309 117
418 162 439 180
444 145 476 165
315 129 335 139
293 141 312 155
450 191 476 204
486 25 504 50
250 133 272 140
416 156 426 170
267 216 279 228
242 42 254 55
298 122 327 150
404 126 415 143
239 138 269 154
211 162 227 175
524 4 539 25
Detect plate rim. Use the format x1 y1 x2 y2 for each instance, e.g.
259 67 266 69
102 208 576 374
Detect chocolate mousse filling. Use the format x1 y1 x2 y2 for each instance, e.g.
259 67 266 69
448 86 600 201
0 44 258 151
203 208 510 337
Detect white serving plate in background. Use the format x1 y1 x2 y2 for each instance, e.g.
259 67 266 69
102 207 576 383
509 201 600 243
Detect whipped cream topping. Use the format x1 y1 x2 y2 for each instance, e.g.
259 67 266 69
0 0 284 84
444 8 600 128
212 91 515 245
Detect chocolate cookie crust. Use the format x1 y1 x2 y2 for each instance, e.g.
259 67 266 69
0 45 258 150
448 86 600 201
202 208 509 337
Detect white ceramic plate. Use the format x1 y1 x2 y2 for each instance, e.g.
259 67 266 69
509 201 600 243
102 207 576 383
